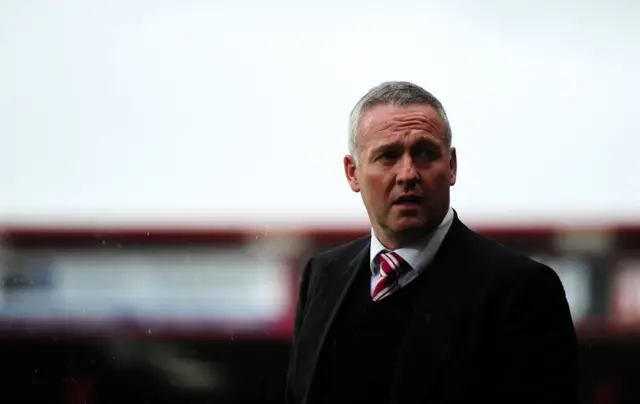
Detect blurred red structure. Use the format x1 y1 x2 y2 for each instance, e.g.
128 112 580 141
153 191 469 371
0 221 639 341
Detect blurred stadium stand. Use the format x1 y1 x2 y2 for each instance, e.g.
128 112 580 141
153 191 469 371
1 223 640 403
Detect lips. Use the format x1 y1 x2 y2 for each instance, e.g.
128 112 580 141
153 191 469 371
393 195 423 205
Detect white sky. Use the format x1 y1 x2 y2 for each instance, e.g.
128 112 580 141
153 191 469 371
1 0 639 229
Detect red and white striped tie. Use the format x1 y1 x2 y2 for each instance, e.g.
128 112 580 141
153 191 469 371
372 251 410 302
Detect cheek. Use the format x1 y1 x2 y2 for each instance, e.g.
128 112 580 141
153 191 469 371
422 166 450 185
361 174 390 202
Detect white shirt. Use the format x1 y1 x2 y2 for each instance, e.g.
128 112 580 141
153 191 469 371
369 207 455 294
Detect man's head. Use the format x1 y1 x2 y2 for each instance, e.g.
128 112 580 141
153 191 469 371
344 81 457 249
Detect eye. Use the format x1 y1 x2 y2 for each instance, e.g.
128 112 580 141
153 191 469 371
415 147 440 159
379 150 400 160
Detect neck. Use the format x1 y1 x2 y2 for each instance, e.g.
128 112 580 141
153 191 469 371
373 208 450 250
374 225 435 250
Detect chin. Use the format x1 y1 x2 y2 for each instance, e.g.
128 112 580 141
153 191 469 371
392 218 428 233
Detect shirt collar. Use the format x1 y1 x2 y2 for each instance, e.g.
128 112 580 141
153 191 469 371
369 206 455 275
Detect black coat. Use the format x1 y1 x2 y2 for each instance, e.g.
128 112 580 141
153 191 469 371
286 213 579 404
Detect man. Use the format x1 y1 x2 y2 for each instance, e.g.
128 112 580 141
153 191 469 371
285 81 579 404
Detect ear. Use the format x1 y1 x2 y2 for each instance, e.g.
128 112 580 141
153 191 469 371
448 147 457 186
343 154 360 192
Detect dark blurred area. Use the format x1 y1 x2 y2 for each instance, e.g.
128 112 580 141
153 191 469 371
0 224 639 404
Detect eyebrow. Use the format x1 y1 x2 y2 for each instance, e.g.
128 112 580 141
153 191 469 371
371 138 439 155
370 142 399 157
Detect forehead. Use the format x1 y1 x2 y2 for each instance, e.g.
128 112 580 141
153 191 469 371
357 104 446 148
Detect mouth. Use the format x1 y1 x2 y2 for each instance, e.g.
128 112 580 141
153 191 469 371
393 195 424 206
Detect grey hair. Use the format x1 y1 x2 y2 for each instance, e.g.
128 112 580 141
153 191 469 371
348 81 452 164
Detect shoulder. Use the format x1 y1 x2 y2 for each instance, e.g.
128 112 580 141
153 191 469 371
295 235 369 306
448 222 572 331
302 235 369 281
313 235 370 266
300 235 369 281
454 220 564 293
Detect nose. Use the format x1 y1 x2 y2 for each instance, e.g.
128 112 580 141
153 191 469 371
396 155 420 188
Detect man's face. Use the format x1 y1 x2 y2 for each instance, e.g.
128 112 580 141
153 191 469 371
344 104 457 248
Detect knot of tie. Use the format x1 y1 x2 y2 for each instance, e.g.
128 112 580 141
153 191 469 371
372 251 410 302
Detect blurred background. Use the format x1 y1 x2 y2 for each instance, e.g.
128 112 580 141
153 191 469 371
1 0 639 403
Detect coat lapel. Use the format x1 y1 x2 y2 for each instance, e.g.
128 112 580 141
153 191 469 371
301 239 370 403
